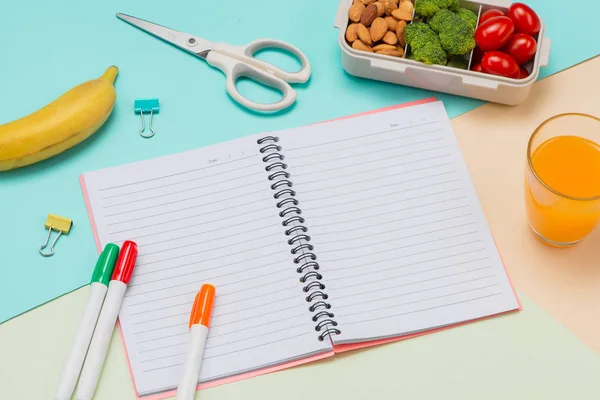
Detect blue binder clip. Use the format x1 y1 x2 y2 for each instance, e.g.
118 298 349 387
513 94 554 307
134 99 160 138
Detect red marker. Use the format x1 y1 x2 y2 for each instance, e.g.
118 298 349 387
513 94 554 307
76 241 138 400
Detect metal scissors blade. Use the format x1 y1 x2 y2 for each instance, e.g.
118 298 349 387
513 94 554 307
116 13 214 58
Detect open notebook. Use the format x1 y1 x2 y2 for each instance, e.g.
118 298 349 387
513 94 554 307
81 100 520 399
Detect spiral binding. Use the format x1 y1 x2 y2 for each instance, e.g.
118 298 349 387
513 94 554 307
257 136 341 341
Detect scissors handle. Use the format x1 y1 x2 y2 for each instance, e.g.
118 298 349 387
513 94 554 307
214 40 311 83
205 40 311 112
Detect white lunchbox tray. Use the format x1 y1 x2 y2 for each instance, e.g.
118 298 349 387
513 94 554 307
334 0 551 105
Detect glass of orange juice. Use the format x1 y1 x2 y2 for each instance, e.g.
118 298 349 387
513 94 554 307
525 113 600 247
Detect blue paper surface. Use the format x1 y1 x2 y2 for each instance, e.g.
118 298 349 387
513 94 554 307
0 0 598 323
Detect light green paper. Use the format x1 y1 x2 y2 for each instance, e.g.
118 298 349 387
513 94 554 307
0 290 599 399
1 0 600 323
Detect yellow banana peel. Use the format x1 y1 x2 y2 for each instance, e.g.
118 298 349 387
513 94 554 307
0 66 118 171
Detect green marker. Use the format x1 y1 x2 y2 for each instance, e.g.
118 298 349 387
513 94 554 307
54 243 120 400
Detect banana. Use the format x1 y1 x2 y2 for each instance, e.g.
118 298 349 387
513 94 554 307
0 66 118 171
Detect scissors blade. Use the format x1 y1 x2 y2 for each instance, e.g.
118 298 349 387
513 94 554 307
116 13 213 58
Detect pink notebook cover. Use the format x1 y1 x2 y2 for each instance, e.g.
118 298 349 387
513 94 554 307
79 97 521 400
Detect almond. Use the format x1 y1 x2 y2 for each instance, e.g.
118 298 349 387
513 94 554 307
396 19 407 43
346 23 359 42
360 0 377 4
360 3 378 26
392 0 400 4
399 0 414 14
391 8 413 21
352 39 374 52
384 0 398 16
356 23 372 45
370 17 388 42
396 45 406 55
348 3 365 23
373 43 397 51
374 1 386 16
376 49 404 57
384 16 398 31
382 30 398 45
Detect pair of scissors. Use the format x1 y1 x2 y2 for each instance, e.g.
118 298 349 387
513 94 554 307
116 13 311 112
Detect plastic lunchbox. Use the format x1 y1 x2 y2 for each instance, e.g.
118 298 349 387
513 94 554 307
334 0 552 105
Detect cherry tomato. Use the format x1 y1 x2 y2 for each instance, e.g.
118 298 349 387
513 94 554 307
481 51 520 79
504 33 537 64
518 66 530 79
471 63 484 73
508 3 540 36
472 47 485 64
475 16 515 52
479 9 505 25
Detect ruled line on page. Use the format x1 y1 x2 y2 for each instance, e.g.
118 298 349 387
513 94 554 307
107 204 272 234
326 244 486 273
105 193 267 221
284 121 441 152
293 144 449 169
100 166 261 199
329 255 491 284
301 179 461 205
301 187 462 213
334 275 496 309
311 208 471 238
288 134 444 161
136 220 277 248
293 151 453 179
329 267 495 298
102 178 264 209
132 251 279 279
316 218 476 259
97 153 257 192
142 332 313 373
340 294 504 326
295 162 453 185
316 222 476 251
128 257 287 289
337 285 500 318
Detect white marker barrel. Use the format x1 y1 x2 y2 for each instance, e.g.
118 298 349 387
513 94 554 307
176 324 209 400
55 282 107 400
75 281 127 400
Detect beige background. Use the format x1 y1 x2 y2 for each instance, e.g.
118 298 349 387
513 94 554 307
452 56 600 354
1 57 600 399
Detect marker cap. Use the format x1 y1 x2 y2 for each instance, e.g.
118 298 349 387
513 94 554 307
189 284 216 328
91 243 120 286
111 240 138 284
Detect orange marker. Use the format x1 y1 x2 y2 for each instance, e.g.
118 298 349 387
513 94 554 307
176 284 215 400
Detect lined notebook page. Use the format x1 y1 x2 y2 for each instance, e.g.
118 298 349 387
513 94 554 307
275 101 519 344
81 136 331 396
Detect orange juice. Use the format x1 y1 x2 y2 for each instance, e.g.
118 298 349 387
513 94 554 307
525 135 600 246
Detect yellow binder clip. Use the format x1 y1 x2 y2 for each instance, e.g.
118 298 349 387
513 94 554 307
39 214 73 257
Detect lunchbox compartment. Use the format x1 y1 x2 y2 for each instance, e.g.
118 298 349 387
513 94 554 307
403 0 483 72
334 0 551 105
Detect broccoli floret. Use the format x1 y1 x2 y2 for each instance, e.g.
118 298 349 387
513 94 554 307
456 8 477 30
404 22 447 65
448 0 460 12
415 0 460 17
428 9 476 56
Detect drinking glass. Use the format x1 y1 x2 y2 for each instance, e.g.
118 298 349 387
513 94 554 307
525 113 600 247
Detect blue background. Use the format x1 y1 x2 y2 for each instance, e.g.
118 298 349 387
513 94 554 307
0 0 598 323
